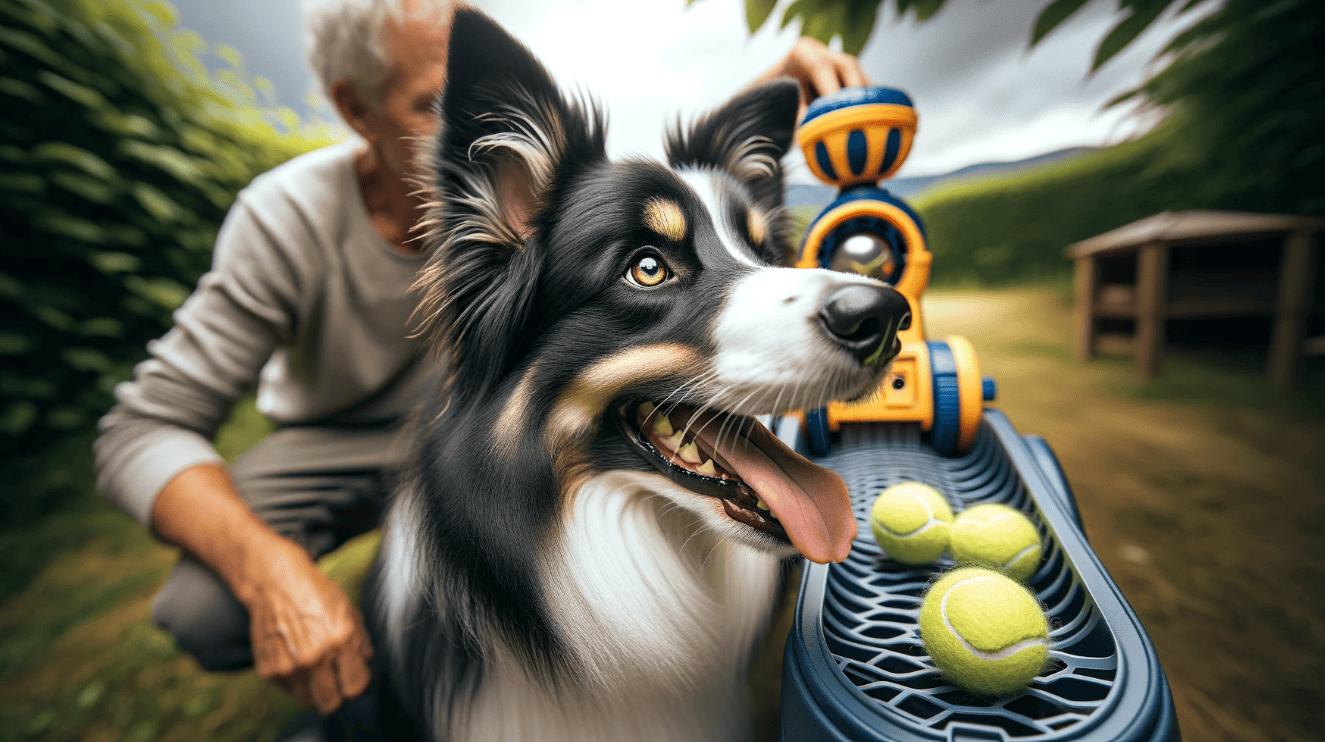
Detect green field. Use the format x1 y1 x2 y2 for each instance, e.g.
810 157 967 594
786 116 1250 289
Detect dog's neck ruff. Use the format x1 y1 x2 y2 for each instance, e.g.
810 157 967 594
398 470 783 742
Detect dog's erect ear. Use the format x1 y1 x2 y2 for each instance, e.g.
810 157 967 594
427 8 604 244
665 79 800 212
415 9 605 387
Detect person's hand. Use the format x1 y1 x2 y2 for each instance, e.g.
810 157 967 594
150 464 373 713
241 537 373 714
759 37 871 123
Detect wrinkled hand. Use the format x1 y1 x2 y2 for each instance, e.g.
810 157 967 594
243 538 373 714
765 37 871 122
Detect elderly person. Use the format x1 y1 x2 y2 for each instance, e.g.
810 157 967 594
94 0 869 716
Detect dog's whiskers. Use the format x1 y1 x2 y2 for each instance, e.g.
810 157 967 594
724 389 765 453
656 370 719 418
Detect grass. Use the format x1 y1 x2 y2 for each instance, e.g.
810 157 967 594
0 399 301 742
2 286 1323 741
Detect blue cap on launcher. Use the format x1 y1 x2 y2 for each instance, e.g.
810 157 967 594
798 87 918 188
795 86 925 290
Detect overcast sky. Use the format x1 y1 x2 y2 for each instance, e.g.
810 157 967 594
171 0 1216 182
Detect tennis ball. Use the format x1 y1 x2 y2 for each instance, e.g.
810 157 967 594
919 567 1050 696
870 482 954 565
950 504 1043 582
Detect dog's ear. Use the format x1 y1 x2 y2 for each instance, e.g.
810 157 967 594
416 9 605 387
665 79 800 213
430 8 605 242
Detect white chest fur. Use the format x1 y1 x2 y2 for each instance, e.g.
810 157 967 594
450 471 784 742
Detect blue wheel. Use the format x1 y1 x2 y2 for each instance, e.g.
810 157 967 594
805 407 831 457
927 340 960 456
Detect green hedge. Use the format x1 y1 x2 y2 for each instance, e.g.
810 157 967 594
911 117 1242 286
0 0 337 481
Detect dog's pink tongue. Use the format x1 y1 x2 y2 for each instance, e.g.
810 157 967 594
694 419 856 563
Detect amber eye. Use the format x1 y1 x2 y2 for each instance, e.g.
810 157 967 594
627 254 669 287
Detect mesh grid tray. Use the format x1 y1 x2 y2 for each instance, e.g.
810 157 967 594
779 410 1179 742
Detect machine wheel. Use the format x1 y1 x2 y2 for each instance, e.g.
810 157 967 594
927 340 961 456
805 407 832 457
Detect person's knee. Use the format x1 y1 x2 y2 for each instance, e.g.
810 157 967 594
151 558 253 671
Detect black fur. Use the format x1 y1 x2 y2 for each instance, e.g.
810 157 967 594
363 9 811 740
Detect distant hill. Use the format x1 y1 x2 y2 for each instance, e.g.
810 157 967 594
785 146 1099 208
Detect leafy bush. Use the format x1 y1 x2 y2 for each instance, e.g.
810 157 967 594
0 0 337 519
1127 0 1325 217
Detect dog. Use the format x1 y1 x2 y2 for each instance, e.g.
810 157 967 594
362 10 911 742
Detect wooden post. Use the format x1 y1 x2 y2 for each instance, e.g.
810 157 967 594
1074 255 1099 360
1134 241 1170 377
1267 228 1317 389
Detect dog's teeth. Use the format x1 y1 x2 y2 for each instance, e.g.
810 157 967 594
697 459 717 477
652 415 673 436
756 498 770 511
678 442 702 464
662 431 685 451
639 401 656 417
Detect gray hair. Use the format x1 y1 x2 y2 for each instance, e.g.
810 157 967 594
303 0 455 109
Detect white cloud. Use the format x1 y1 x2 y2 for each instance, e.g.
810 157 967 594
174 0 1219 181
852 0 1217 178
482 0 805 159
479 0 1215 182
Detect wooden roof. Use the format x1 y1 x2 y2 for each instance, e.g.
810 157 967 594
1065 210 1325 259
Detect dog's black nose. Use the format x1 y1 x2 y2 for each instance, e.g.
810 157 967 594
819 284 912 365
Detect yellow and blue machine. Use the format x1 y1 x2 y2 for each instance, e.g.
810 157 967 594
778 88 1180 742
793 87 994 457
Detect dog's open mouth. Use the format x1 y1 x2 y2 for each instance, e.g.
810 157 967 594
619 401 856 563
623 402 785 537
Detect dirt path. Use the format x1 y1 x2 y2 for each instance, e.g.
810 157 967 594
922 287 1325 741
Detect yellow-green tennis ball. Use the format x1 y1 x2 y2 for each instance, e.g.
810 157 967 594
919 567 1050 696
870 482 954 565
950 504 1043 581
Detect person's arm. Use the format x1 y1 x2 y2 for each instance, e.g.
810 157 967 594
752 36 871 122
151 463 371 712
93 189 371 714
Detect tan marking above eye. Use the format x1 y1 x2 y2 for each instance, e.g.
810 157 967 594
643 199 687 242
747 209 768 245
628 255 669 287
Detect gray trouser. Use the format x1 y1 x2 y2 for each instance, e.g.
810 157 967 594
150 424 405 671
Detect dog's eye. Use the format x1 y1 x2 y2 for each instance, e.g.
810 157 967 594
627 254 669 287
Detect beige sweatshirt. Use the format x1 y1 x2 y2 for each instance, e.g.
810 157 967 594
94 140 433 525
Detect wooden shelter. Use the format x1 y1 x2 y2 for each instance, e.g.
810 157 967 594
1066 211 1325 389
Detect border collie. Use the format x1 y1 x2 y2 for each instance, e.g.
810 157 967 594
364 10 910 742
